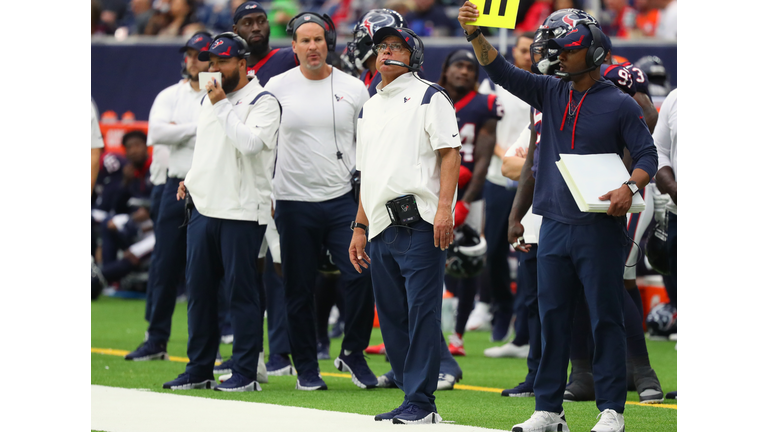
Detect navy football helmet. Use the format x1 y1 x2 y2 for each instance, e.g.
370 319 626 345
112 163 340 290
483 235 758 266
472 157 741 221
446 225 487 278
348 9 407 72
646 303 677 338
530 9 600 75
646 219 670 275
635 55 671 97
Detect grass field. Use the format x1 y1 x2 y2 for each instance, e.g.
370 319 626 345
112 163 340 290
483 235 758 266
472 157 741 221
91 296 676 431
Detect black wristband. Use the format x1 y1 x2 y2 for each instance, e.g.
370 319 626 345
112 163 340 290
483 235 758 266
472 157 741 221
464 28 482 42
350 221 368 232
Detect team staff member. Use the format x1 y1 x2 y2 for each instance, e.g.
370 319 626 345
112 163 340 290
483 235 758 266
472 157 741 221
350 27 461 424
125 32 211 361
265 13 377 392
234 1 297 85
458 6 658 432
162 32 281 392
347 9 407 96
91 99 104 194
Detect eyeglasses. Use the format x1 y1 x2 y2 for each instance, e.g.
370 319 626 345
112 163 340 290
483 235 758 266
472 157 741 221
375 42 406 53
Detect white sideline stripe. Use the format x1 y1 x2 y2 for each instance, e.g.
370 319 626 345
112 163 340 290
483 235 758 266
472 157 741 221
91 385 505 432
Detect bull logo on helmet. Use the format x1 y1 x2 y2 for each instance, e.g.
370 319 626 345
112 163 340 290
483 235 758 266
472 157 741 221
211 39 224 50
562 14 578 28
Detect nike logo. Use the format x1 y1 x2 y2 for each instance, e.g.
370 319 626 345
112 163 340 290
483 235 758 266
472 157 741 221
452 133 458 137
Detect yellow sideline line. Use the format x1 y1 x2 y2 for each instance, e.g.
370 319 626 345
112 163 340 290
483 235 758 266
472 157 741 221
91 347 676 410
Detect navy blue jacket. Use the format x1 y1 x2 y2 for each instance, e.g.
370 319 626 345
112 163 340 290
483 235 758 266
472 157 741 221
484 54 658 225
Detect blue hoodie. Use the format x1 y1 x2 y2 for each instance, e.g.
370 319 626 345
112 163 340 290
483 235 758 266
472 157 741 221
484 54 658 225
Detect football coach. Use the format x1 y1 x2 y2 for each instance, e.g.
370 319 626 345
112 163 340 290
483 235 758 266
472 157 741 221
348 26 461 424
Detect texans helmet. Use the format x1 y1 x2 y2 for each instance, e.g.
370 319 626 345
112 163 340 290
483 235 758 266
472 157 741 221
530 9 600 75
645 220 670 275
646 303 677 338
318 246 340 274
446 225 487 278
601 64 636 96
348 9 407 71
634 55 671 97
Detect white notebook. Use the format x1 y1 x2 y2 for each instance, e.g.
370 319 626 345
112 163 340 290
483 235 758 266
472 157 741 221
555 153 646 213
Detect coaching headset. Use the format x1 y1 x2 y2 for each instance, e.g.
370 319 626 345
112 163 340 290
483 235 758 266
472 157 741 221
180 30 213 78
286 12 337 51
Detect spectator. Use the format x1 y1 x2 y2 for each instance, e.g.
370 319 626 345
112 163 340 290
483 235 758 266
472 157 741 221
157 0 199 36
127 0 156 35
553 0 577 11
383 0 414 20
653 0 676 40
405 0 459 37
632 0 659 38
100 0 130 34
602 0 637 39
515 0 552 33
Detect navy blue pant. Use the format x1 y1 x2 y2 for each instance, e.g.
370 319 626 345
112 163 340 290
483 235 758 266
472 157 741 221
519 244 541 385
483 181 516 316
146 177 187 345
184 209 266 380
370 220 446 413
535 217 628 414
274 192 375 376
145 182 166 321
263 252 291 355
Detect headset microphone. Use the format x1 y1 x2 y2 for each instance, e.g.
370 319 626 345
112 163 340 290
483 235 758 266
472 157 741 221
554 64 598 79
383 59 420 72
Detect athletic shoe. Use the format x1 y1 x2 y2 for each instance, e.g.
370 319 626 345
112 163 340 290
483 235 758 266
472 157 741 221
334 351 378 389
374 401 408 421
484 342 530 358
218 373 232 383
364 343 387 355
392 404 442 424
591 409 624 432
563 372 595 402
317 342 330 360
436 372 460 391
466 301 492 331
213 358 233 375
162 372 215 390
296 370 328 391
220 326 233 344
124 341 168 361
634 368 664 404
665 390 677 400
448 333 466 356
377 370 397 388
501 381 534 397
214 372 262 392
511 411 569 432
266 353 294 376
257 351 268 384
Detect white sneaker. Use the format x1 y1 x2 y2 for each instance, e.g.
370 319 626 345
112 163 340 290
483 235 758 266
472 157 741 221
466 302 492 331
484 342 530 358
436 373 457 391
591 409 624 432
512 411 569 432
257 351 268 384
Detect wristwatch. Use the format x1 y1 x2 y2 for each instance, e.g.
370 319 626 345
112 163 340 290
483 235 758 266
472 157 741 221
623 180 639 195
464 28 482 42
350 221 368 232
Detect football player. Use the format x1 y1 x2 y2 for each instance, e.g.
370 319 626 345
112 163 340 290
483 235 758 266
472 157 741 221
436 49 503 356
234 1 297 85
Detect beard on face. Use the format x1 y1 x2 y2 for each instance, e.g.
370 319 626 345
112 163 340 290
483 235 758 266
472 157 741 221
221 67 241 93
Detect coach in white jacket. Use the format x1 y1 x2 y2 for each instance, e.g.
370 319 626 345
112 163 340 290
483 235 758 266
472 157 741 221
163 33 280 392
349 27 461 424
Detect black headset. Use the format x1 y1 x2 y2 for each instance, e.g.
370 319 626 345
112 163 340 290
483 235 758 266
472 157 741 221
286 12 337 51
399 28 424 69
577 20 606 69
211 31 251 58
181 31 214 78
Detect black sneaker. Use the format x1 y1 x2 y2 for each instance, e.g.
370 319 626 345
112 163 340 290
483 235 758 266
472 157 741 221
665 390 677 400
635 368 664 404
374 401 408 421
214 358 233 375
334 351 378 389
214 372 261 392
502 381 534 397
162 372 215 390
563 372 595 402
124 341 168 361
392 404 442 424
295 370 328 391
266 353 294 376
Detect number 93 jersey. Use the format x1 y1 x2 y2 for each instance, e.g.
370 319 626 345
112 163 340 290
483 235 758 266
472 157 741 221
454 90 503 173
617 60 651 98
601 64 636 96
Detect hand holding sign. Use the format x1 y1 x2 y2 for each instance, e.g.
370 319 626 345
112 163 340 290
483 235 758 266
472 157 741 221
465 0 521 30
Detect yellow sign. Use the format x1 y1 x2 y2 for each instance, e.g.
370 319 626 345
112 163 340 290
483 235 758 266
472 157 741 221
466 0 521 30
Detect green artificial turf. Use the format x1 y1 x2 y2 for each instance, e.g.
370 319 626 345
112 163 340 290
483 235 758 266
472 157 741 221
91 296 676 431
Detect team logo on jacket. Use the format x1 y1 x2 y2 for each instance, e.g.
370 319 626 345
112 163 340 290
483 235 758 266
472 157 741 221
404 97 410 103
335 94 344 101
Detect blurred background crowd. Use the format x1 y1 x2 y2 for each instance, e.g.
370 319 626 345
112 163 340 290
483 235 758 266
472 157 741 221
92 0 676 40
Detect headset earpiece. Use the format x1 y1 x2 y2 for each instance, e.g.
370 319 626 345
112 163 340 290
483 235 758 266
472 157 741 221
399 28 424 69
583 22 605 68
212 31 251 58
286 12 337 51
